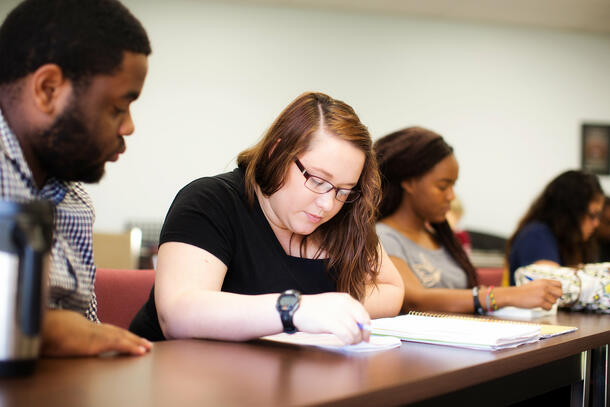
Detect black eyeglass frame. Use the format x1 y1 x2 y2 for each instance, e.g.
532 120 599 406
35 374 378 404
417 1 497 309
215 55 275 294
586 210 602 221
293 158 360 203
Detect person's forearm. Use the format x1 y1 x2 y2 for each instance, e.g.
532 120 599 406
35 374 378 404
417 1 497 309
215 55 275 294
493 286 522 308
403 288 480 314
158 290 283 340
363 283 403 318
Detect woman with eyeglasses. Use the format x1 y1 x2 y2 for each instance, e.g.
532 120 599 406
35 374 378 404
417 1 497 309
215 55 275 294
129 92 404 342
374 127 562 314
507 170 604 285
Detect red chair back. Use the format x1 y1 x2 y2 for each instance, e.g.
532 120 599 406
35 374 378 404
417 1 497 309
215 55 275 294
475 267 504 287
94 268 155 329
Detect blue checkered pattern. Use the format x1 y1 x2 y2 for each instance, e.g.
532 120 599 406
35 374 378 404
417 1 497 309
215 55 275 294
0 109 98 321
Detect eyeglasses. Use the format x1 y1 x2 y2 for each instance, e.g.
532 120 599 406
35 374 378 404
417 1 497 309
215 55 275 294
587 211 602 221
294 158 360 203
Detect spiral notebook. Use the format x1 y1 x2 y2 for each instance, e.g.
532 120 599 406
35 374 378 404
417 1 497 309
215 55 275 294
371 312 577 351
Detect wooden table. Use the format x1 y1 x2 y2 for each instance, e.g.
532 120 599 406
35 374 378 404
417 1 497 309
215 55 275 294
1 312 609 407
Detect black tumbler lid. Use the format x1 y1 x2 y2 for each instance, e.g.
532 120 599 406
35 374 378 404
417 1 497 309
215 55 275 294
0 200 53 249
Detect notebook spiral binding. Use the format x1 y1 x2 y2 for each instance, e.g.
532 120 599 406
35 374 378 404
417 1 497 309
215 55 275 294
407 311 576 338
407 311 543 327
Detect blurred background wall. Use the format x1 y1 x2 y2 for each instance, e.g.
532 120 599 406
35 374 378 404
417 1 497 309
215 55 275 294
1 0 609 238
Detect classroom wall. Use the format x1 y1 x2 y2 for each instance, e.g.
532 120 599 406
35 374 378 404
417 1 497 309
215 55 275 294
1 0 609 237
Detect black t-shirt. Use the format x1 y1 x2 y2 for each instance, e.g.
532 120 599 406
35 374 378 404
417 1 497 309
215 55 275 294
129 168 337 341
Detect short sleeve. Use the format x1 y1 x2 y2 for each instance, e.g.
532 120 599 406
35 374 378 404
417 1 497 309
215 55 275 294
159 177 237 266
378 231 404 260
509 222 560 284
376 223 408 262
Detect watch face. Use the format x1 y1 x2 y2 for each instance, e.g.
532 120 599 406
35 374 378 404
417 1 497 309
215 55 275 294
278 294 298 311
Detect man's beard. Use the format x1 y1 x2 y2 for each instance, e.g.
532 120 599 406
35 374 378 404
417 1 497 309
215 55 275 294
31 100 118 183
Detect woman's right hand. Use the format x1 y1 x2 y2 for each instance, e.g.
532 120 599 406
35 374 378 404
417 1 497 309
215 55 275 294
510 279 563 310
292 292 371 345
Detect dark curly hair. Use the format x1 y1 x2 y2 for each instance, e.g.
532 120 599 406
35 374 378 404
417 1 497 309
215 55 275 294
374 126 478 288
0 0 151 85
507 170 603 268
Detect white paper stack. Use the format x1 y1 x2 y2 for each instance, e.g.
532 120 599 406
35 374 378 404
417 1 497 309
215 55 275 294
371 314 541 351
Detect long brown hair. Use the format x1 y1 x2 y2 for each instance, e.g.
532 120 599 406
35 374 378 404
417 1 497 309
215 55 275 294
506 170 603 267
237 92 381 300
374 127 478 287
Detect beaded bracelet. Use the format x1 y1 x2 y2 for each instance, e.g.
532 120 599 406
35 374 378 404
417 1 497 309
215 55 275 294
472 286 485 315
489 286 498 311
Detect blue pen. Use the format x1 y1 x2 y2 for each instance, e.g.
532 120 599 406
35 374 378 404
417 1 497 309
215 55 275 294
524 275 534 281
357 322 372 332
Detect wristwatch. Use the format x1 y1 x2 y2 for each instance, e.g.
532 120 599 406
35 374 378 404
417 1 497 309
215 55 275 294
276 289 301 334
472 286 486 315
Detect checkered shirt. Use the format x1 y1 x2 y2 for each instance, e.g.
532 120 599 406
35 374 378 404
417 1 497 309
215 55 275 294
0 108 98 322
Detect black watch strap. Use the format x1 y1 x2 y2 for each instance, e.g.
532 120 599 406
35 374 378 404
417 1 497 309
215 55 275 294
276 289 301 334
472 286 485 315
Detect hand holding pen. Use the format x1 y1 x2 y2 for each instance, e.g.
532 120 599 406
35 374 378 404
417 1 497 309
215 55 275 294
515 278 563 310
293 292 372 345
357 322 371 343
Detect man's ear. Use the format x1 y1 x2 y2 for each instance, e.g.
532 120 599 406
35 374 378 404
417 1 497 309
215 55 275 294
400 179 416 195
30 64 71 115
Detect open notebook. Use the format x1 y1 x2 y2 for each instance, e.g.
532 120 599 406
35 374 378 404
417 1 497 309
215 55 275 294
261 332 401 353
371 312 577 351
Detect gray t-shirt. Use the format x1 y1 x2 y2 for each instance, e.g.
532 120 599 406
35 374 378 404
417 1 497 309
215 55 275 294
376 222 468 289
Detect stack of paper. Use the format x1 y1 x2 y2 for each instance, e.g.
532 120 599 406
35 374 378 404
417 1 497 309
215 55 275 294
371 314 541 350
